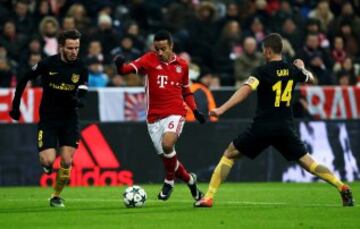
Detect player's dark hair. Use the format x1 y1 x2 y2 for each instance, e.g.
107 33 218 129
154 30 173 45
58 29 81 46
263 33 283 54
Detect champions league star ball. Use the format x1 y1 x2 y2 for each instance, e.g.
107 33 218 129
123 185 147 207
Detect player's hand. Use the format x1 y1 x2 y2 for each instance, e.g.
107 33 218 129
114 55 125 69
293 59 305 69
209 108 223 118
9 108 21 121
193 109 206 124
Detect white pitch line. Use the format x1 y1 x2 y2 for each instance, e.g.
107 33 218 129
1 198 340 207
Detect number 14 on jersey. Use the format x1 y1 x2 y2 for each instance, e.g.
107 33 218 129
272 80 294 107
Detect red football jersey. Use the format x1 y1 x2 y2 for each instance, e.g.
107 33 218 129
129 52 191 123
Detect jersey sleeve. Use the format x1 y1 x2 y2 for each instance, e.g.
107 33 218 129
129 53 150 75
244 67 261 90
12 60 46 110
78 66 89 92
79 66 88 85
294 67 311 83
182 63 190 88
181 63 197 110
29 59 46 79
293 66 307 83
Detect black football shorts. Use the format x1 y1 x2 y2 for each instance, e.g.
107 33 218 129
233 123 307 161
37 116 79 151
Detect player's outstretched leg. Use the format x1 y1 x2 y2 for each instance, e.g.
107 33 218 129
298 153 354 207
174 159 203 200
194 143 238 207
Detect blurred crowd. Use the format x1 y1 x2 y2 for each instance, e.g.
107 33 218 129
0 0 360 89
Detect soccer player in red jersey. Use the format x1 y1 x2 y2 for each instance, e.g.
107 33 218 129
114 30 205 201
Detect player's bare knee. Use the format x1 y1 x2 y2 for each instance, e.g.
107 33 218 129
39 154 53 166
39 157 53 167
162 142 174 154
223 143 240 159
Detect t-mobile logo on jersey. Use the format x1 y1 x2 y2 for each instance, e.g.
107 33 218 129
157 75 168 88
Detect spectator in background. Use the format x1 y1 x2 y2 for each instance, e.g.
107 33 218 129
123 21 146 52
242 0 270 32
213 20 242 86
87 56 109 88
244 17 267 45
19 37 44 70
297 33 334 85
308 0 334 33
0 56 14 87
330 2 360 41
336 70 356 86
39 16 59 57
337 21 359 58
186 67 218 122
272 0 303 33
87 40 105 63
216 2 241 35
18 52 42 87
186 1 217 68
0 46 17 74
34 0 54 26
341 57 357 82
61 16 76 31
280 17 303 51
11 0 34 36
304 18 330 49
234 36 264 87
66 3 90 35
111 34 141 62
163 0 195 51
179 52 201 82
0 20 26 62
90 13 119 61
331 36 347 72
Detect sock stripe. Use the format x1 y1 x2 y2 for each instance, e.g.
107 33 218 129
309 162 319 173
220 156 234 167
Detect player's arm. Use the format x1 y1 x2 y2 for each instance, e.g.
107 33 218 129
293 59 315 84
9 63 42 120
210 77 256 118
114 55 142 75
182 64 206 124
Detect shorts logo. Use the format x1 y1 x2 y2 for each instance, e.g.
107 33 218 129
40 124 134 187
71 73 80 83
38 130 43 148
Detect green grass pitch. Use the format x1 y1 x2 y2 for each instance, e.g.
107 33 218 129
0 182 359 229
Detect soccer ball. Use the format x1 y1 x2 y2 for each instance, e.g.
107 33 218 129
123 185 147 207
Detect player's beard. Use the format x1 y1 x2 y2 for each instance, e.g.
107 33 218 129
62 52 78 63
